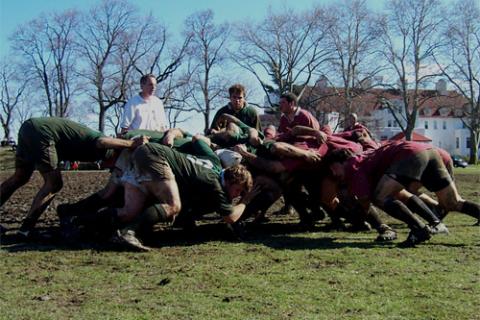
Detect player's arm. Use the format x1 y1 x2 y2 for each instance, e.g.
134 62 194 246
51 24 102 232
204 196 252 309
291 125 327 144
223 183 261 224
96 136 149 150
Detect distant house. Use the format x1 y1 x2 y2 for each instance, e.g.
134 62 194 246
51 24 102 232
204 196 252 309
293 79 475 157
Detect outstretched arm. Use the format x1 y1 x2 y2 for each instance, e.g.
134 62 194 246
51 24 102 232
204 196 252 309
96 136 149 150
291 125 327 144
233 144 286 173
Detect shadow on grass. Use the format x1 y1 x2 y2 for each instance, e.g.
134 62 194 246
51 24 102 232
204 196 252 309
1 220 474 253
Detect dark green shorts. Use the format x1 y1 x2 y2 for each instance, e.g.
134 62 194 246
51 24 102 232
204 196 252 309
16 120 58 173
386 149 452 192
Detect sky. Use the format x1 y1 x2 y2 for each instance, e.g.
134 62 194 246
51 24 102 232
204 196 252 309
0 0 346 57
0 0 386 134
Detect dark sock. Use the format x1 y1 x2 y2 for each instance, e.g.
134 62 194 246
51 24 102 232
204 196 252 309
383 198 425 230
460 201 480 219
20 196 55 232
126 204 169 233
406 195 440 224
65 193 109 215
75 207 120 232
365 206 383 230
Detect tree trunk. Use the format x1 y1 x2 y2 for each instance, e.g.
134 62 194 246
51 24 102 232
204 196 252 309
469 129 479 165
98 107 106 133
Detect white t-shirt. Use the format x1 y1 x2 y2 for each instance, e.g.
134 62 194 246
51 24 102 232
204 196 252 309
120 94 168 132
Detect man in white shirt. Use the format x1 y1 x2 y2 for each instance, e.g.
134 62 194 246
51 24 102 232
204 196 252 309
120 74 168 133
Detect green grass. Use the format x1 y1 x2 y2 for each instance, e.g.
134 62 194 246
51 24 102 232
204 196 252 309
1 219 479 320
1 149 479 319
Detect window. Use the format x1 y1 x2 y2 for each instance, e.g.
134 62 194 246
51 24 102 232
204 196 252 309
388 120 392 128
424 121 429 129
443 121 447 130
456 137 460 149
466 137 471 149
433 121 437 130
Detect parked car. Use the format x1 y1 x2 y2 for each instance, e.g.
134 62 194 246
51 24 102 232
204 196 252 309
450 154 468 168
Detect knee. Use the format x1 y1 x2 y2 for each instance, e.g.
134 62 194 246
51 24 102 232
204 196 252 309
166 202 182 218
440 197 462 212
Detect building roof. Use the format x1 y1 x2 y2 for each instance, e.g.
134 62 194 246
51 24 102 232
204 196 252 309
389 131 432 142
300 86 468 119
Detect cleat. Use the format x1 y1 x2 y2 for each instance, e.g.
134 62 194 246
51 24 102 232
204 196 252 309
110 229 151 252
17 229 31 239
398 226 431 248
429 222 449 235
16 229 41 242
375 224 397 242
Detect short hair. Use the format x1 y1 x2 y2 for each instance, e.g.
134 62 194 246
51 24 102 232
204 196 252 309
280 92 298 105
322 148 355 167
228 84 246 97
224 164 253 192
140 74 156 85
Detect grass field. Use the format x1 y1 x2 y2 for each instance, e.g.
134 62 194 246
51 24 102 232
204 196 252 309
0 148 479 319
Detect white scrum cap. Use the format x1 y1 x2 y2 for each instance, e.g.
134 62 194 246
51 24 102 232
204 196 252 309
215 149 243 168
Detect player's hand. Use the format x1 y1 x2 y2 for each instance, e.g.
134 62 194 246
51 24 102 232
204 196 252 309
162 131 175 147
131 135 150 148
233 144 248 155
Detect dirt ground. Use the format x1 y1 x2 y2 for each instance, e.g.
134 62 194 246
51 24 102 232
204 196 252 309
0 170 295 245
0 171 112 230
1 169 478 246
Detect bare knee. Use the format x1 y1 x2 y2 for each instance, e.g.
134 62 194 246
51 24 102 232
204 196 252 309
166 201 182 218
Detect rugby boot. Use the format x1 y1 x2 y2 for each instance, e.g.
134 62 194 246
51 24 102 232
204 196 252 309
111 228 151 252
398 226 431 248
375 224 397 242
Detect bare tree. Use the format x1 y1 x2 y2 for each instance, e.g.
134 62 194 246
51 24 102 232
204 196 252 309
0 62 27 140
321 0 384 123
232 6 332 112
378 0 443 140
76 0 140 133
435 0 480 164
105 104 123 134
10 10 80 117
182 10 231 132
